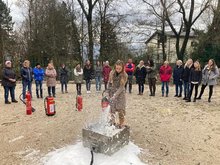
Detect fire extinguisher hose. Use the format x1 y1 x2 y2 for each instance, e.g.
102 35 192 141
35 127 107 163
19 93 36 112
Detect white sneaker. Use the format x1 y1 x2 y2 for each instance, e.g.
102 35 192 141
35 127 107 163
88 91 91 93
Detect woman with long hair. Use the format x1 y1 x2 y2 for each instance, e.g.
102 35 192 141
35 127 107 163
109 60 128 128
197 59 219 102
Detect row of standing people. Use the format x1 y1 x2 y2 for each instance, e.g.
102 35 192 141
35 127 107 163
127 58 219 103
1 59 113 104
172 59 219 102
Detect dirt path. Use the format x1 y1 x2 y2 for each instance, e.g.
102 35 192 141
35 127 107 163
0 83 220 165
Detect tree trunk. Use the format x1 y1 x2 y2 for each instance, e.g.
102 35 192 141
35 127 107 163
87 17 94 64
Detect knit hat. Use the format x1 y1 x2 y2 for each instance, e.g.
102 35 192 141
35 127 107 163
5 60 11 65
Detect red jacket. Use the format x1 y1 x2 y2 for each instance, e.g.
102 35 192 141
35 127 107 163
125 63 135 76
159 65 172 82
103 65 112 82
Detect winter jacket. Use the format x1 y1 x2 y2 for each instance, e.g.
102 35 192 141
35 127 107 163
189 68 202 84
1 67 16 87
134 65 147 84
159 65 172 82
33 67 44 81
182 65 193 82
173 65 184 85
83 65 94 80
103 65 112 83
125 63 135 76
201 65 219 86
59 67 69 84
109 71 128 112
74 67 83 84
94 65 102 77
146 65 157 79
45 67 57 87
21 67 33 82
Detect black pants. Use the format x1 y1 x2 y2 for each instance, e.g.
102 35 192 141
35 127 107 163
61 82 67 92
198 84 214 100
48 86 55 97
189 83 199 100
104 82 108 90
125 75 133 93
76 83 82 95
148 78 156 95
138 83 144 94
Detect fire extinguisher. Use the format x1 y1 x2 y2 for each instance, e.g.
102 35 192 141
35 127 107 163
101 90 110 111
26 91 32 115
76 95 83 111
44 96 56 116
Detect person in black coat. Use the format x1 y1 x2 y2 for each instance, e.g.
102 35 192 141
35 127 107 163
1 61 18 104
134 60 147 95
59 64 69 93
186 61 202 102
182 59 194 100
83 60 94 93
173 60 184 97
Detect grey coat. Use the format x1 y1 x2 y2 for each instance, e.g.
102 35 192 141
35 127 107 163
95 65 102 77
201 65 219 86
109 71 128 112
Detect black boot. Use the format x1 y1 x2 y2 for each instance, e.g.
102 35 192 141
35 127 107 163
36 89 39 98
40 89 43 98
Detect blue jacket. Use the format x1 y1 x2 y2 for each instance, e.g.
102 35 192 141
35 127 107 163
173 65 184 85
33 67 44 81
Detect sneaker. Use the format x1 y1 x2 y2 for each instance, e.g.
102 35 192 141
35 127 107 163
12 100 18 103
65 91 68 93
174 95 178 97
178 95 182 97
208 99 211 102
185 99 191 102
196 97 201 100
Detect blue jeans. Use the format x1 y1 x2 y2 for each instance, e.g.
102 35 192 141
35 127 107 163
4 86 15 102
95 76 101 91
175 83 182 96
35 80 43 97
22 81 32 99
183 81 190 98
161 81 169 96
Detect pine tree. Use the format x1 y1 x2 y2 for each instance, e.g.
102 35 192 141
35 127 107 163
0 0 13 63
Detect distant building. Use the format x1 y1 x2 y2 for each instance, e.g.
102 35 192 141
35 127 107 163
145 30 197 64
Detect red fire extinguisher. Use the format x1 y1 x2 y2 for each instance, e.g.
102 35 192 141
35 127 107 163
76 95 83 111
26 91 32 115
101 90 110 111
44 96 56 116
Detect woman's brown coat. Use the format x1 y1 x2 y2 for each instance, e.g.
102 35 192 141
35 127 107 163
109 70 128 112
45 66 57 87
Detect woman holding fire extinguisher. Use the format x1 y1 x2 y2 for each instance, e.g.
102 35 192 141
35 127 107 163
45 63 57 97
108 60 128 128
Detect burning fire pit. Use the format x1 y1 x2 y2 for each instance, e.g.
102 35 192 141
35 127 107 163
82 123 130 155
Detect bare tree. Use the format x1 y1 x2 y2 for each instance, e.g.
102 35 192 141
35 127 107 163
144 0 211 61
77 0 99 64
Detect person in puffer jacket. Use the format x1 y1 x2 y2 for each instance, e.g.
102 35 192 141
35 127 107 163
33 63 44 98
159 61 172 97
